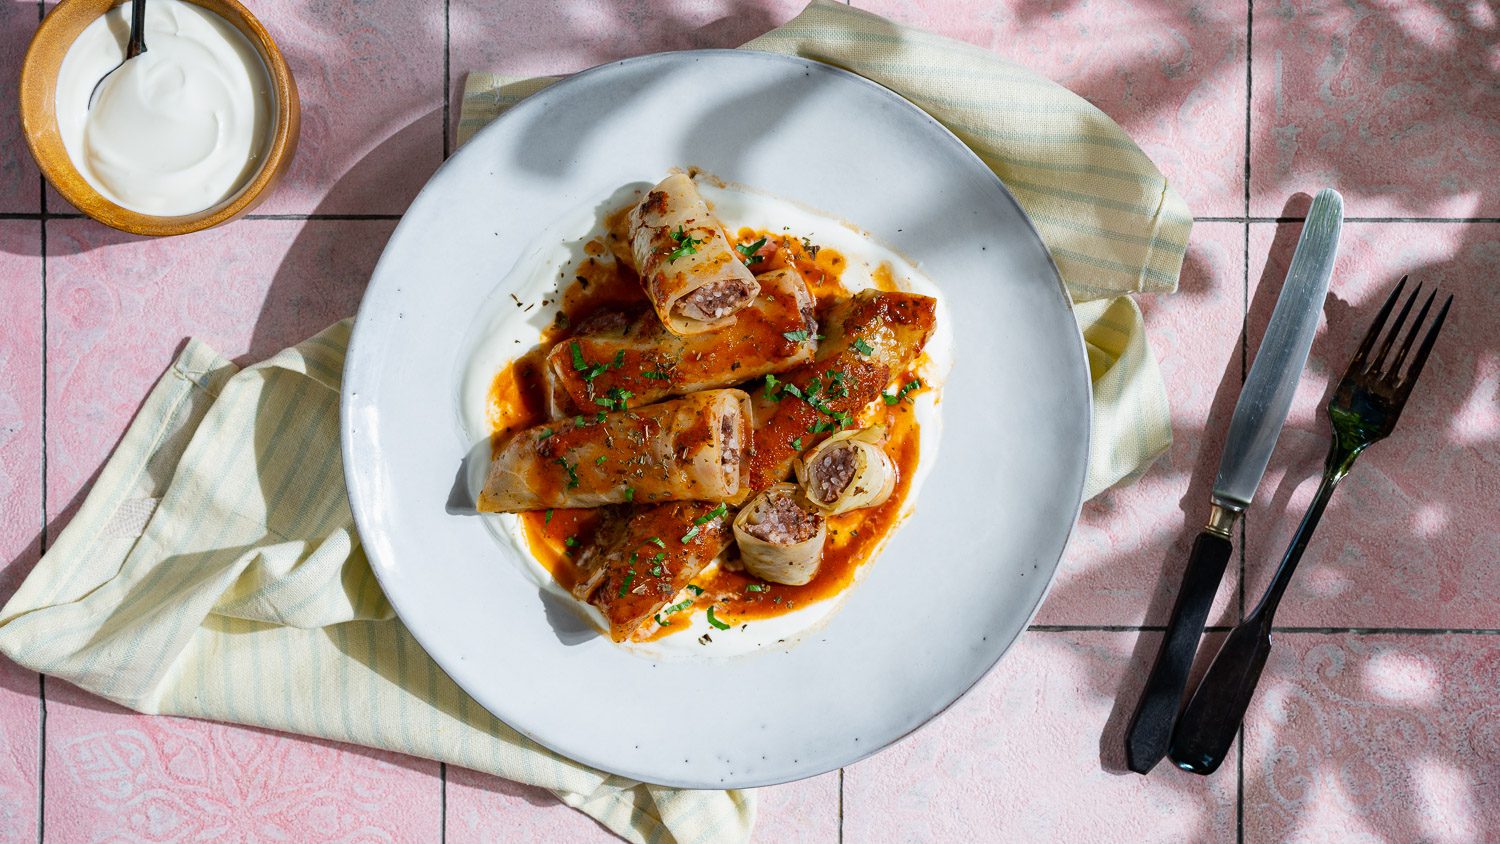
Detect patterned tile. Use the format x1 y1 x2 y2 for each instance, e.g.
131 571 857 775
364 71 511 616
1039 222 1245 626
252 0 445 214
444 767 618 844
851 0 1249 216
44 219 388 514
446 765 839 843
1250 0 1500 218
753 772 840 844
39 218 423 841
0 222 43 599
44 0 445 216
1244 633 1500 842
843 631 1238 842
43 680 441 843
448 0 805 142
0 221 41 844
0 2 39 213
1244 222 1499 628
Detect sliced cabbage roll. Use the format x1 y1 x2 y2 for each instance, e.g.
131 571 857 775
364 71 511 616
576 501 734 641
546 266 817 410
748 289 937 490
478 389 751 512
795 426 897 514
629 173 761 335
733 483 827 586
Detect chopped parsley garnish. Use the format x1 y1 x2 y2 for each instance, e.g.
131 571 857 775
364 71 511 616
809 419 834 434
883 379 923 405
642 370 671 380
624 486 635 502
616 570 635 597
850 338 874 356
764 373 782 400
648 537 666 548
569 341 618 383
694 503 728 525
650 552 667 565
681 525 701 543
667 226 702 263
592 387 634 411
573 415 586 426
781 383 804 400
595 455 607 466
564 536 577 548
664 597 694 615
544 509 553 524
746 584 768 593
706 606 731 630
656 613 672 627
782 330 813 343
554 457 579 489
790 437 803 450
735 237 767 264
595 411 607 423
686 584 704 596
650 564 664 577
538 427 555 440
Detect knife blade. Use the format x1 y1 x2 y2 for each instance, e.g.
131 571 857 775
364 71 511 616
1123 188 1342 774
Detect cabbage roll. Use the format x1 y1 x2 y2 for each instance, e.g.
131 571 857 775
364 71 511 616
748 290 937 489
629 174 761 335
574 501 734 641
733 483 827 585
796 426 897 514
478 389 752 512
546 266 817 410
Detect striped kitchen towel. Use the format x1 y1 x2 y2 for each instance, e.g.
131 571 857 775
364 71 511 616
0 4 1190 844
462 0 1186 495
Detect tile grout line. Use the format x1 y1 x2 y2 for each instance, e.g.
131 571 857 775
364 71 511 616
1026 625 1500 635
1239 0 1252 835
35 0 48 820
442 0 451 161
36 169 48 844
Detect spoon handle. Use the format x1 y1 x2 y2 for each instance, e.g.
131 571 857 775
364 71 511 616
127 0 148 59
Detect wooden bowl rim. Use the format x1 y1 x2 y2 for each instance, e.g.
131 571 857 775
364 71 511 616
19 0 299 237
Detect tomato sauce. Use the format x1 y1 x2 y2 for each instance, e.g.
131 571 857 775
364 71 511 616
486 216 929 634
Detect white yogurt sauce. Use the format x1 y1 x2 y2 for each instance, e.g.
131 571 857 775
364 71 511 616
458 177 954 660
55 0 273 216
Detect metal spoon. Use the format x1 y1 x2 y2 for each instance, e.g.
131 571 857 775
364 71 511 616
87 0 148 110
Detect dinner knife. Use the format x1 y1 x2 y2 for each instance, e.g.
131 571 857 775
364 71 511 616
1123 188 1343 774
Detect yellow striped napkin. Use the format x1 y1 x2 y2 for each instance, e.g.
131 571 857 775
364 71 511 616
0 4 1189 844
464 0 1186 495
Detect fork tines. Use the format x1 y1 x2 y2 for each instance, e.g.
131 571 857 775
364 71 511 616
1349 275 1454 391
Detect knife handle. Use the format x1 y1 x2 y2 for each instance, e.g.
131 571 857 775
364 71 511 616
1123 527 1234 774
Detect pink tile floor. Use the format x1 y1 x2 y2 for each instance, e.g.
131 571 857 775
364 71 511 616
3 0 1497 840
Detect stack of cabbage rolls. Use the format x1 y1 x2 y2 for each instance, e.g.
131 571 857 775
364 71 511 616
480 174 937 641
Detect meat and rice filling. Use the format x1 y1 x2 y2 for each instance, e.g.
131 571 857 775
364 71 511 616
741 491 821 544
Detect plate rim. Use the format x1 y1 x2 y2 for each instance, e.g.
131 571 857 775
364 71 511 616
341 47 1093 787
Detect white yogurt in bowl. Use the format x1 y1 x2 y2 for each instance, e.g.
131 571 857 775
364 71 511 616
55 0 274 216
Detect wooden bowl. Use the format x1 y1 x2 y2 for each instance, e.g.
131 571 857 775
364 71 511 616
19 0 299 236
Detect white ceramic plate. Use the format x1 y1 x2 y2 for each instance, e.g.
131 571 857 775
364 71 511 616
342 50 1091 788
